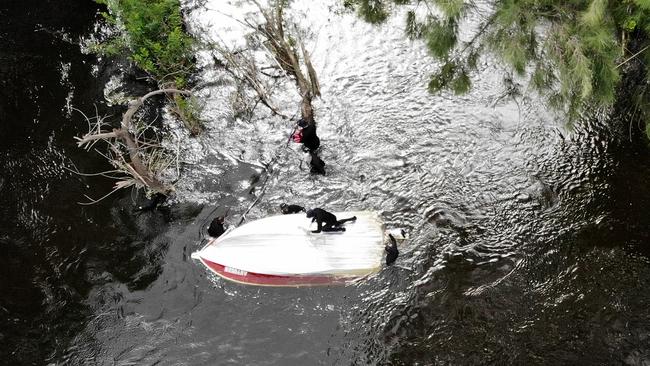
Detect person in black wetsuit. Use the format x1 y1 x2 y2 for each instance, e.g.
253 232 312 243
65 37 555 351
309 151 326 175
292 118 326 175
297 118 320 152
280 203 306 214
207 216 226 238
306 208 357 233
385 234 399 265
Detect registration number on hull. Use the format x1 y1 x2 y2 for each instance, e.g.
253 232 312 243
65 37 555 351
224 266 248 276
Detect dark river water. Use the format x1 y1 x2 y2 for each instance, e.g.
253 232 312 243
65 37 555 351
2 1 650 365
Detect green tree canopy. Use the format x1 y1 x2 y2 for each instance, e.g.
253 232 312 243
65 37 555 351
94 0 201 133
346 0 650 136
96 0 195 87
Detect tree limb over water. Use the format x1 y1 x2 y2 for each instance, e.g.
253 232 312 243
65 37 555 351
209 0 321 124
347 0 650 137
75 89 191 199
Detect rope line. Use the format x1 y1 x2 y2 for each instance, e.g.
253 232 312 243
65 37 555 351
200 110 301 235
236 112 300 226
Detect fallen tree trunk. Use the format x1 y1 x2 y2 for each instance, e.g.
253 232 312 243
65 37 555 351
75 89 191 197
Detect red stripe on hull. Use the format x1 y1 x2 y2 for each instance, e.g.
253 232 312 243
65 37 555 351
200 258 356 287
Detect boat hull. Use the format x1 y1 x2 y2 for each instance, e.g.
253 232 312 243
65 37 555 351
193 211 385 287
199 257 359 286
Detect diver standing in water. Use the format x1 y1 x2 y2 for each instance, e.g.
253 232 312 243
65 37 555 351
296 118 320 152
309 151 326 175
384 229 406 265
207 216 226 238
293 118 325 175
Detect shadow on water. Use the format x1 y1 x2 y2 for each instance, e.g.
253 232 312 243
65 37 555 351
0 1 181 364
0 1 99 363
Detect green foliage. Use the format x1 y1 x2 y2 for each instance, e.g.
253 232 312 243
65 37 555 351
582 0 606 27
356 0 389 24
635 0 650 11
348 0 650 139
495 31 530 75
450 69 471 94
428 62 470 95
405 10 422 39
94 0 195 88
466 50 480 69
92 0 201 133
423 18 457 59
624 19 637 31
428 61 457 93
432 0 465 20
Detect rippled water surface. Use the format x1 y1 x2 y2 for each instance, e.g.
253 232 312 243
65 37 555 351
2 0 650 365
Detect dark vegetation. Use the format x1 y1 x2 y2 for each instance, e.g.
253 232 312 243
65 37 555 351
96 0 194 85
93 0 200 133
72 0 201 202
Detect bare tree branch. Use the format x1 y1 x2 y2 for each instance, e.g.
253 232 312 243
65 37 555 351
73 88 191 199
211 1 320 124
75 131 119 146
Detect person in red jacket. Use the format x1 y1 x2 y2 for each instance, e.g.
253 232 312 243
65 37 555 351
295 118 320 152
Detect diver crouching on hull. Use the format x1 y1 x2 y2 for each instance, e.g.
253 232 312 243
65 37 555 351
306 208 357 233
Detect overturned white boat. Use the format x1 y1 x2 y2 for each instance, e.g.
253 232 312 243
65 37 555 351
191 211 386 286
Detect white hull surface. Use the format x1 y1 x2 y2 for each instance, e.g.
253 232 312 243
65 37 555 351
192 211 385 286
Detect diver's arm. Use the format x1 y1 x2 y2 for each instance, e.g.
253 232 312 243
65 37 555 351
385 234 399 265
312 219 322 233
388 234 397 246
